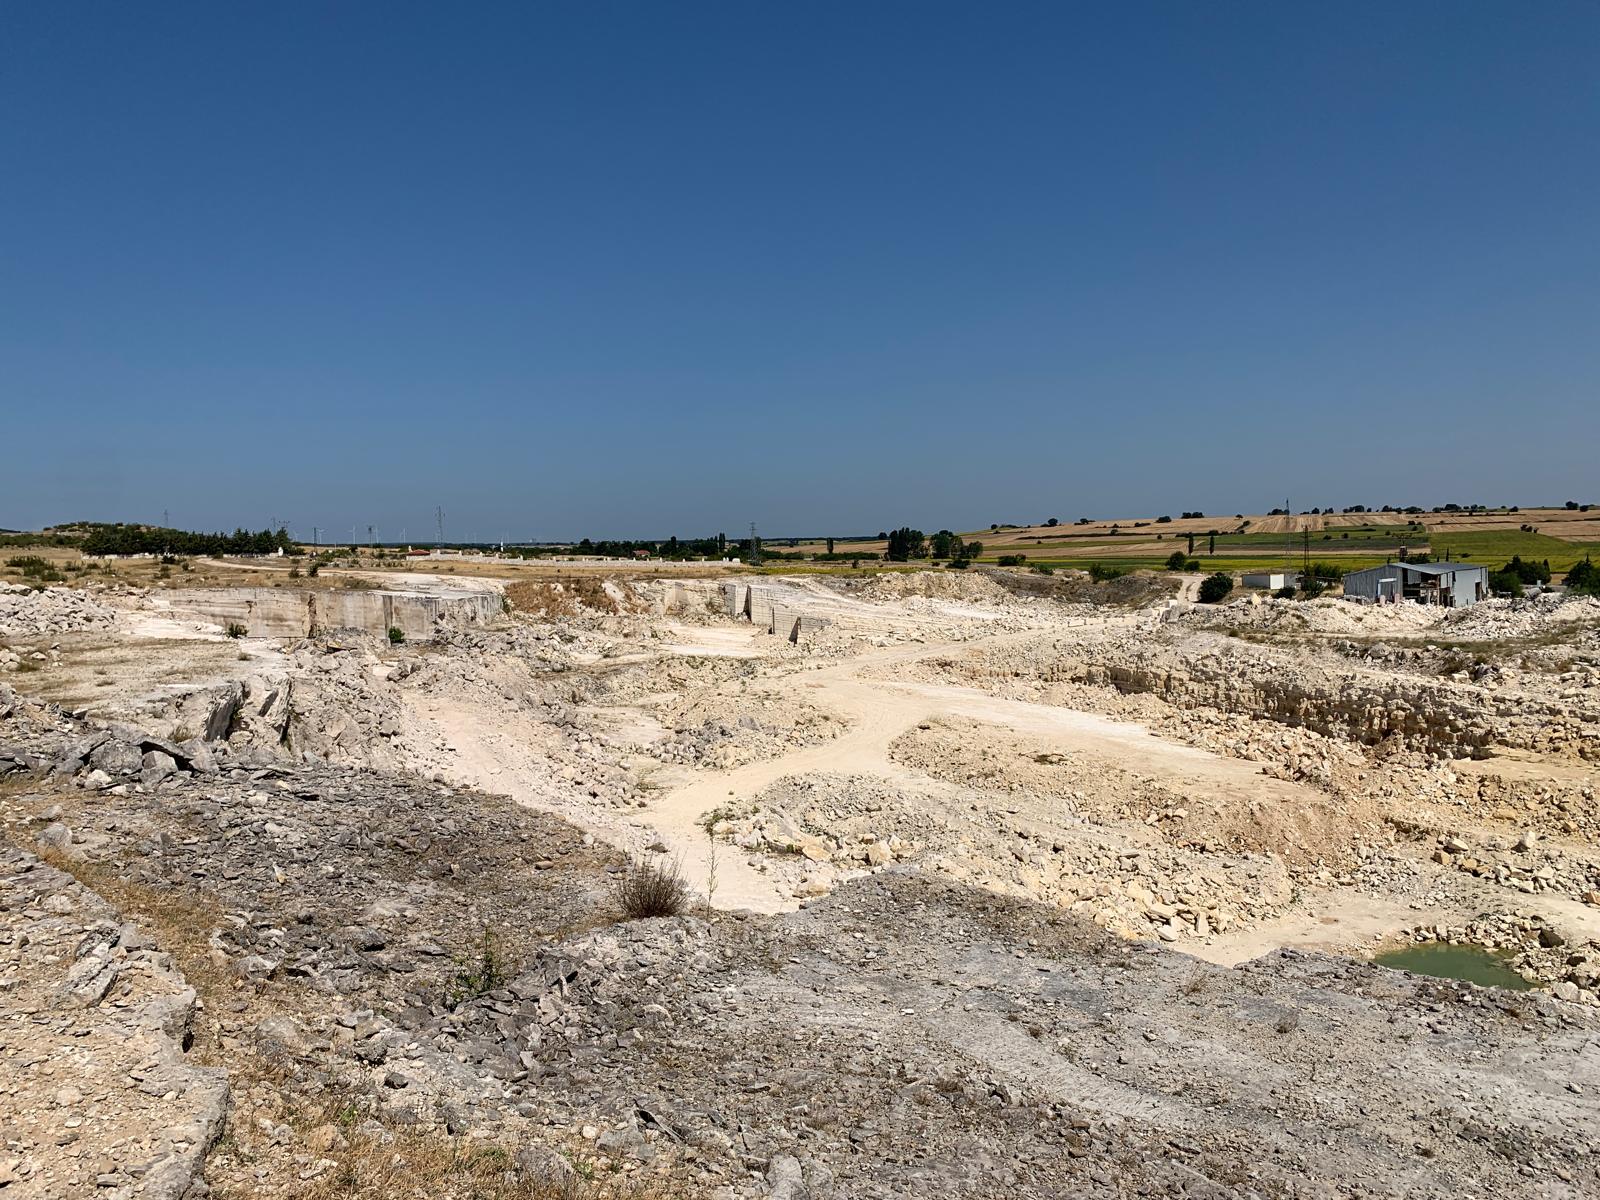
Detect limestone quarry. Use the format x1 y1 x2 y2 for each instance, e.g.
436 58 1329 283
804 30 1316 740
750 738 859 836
2 560 1599 1199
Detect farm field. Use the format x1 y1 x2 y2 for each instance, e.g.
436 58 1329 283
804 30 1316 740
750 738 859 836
777 506 1599 578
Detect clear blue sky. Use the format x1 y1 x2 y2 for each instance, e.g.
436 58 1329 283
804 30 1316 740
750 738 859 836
4 2 1597 540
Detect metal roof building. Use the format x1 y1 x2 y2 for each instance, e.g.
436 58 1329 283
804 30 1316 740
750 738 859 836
1342 561 1489 608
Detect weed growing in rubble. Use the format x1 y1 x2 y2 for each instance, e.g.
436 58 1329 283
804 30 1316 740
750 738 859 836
705 831 720 912
613 856 690 920
225 622 247 638
388 625 405 644
446 926 509 1009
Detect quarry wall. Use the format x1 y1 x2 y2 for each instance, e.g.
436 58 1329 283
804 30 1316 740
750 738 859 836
154 586 502 641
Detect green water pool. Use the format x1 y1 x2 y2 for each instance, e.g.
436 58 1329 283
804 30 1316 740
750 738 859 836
1373 942 1534 991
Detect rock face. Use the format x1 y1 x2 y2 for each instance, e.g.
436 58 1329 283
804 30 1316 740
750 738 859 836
0 847 228 1200
150 585 501 642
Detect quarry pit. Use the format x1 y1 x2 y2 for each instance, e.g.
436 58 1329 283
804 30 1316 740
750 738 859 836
2 560 1598 1199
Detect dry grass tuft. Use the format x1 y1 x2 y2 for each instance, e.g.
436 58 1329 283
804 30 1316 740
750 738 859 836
301 1131 677 1199
611 857 690 921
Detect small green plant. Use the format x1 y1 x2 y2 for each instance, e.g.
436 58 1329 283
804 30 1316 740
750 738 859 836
387 626 405 644
225 622 247 638
307 560 321 577
446 926 508 1008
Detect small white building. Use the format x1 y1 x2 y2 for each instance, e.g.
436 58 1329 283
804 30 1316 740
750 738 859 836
1241 570 1299 590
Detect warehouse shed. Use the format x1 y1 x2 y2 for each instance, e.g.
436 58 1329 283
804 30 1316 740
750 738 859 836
1241 571 1299 590
1342 561 1488 608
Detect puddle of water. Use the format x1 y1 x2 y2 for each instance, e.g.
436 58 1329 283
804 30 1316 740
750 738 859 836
1373 942 1534 991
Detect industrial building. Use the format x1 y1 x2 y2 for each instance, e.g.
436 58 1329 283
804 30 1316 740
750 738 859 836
1241 570 1299 590
1341 561 1488 608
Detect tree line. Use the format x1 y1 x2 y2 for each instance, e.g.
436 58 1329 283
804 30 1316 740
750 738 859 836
883 528 983 563
81 524 297 557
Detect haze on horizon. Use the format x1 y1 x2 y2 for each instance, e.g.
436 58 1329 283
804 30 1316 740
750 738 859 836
3 2 1597 542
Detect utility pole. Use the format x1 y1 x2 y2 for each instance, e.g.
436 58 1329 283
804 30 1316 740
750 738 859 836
436 506 445 546
312 526 320 549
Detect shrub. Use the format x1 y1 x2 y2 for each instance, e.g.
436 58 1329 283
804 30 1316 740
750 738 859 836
388 626 406 644
613 857 690 920
1198 573 1234 604
225 622 247 638
307 561 321 577
1165 550 1188 571
1564 558 1600 596
1274 585 1297 599
446 926 508 1009
1488 570 1525 597
1088 563 1126 582
996 554 1027 567
1032 564 1054 575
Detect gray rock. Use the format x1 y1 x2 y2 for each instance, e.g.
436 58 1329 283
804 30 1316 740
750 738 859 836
767 1155 809 1200
256 1015 312 1057
514 1143 575 1184
60 952 119 1006
89 737 144 777
140 749 179 785
204 682 244 741
36 821 71 851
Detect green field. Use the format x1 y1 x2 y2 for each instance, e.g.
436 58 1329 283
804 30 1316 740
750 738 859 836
990 554 1398 574
1427 530 1600 572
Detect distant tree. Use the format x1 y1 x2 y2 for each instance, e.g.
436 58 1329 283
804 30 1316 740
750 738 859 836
1198 573 1234 604
1156 515 1172 523
885 528 927 562
965 541 983 558
1186 533 1195 555
1565 557 1600 596
1501 555 1551 585
1566 500 1580 510
826 537 835 555
1488 570 1525 596
929 530 961 559
1165 550 1188 572
1046 517 1059 527
996 554 1027 566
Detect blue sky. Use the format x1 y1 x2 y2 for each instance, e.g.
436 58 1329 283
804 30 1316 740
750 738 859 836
3 2 1597 540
